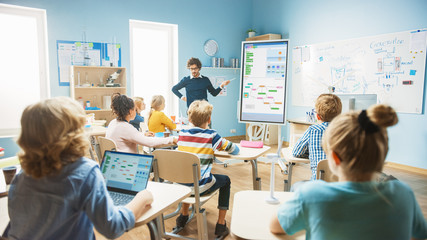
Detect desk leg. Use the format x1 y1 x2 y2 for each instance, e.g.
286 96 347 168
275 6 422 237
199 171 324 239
285 162 295 192
250 159 261 190
147 220 160 240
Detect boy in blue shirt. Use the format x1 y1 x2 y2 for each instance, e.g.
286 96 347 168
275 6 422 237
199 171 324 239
292 94 342 180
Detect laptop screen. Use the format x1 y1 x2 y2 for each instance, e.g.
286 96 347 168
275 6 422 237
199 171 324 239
101 151 153 193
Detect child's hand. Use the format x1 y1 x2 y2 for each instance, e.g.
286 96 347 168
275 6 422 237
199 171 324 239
181 96 187 102
137 189 153 205
145 131 154 137
172 137 178 144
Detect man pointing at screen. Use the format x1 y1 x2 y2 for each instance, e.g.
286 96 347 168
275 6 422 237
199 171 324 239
172 57 230 108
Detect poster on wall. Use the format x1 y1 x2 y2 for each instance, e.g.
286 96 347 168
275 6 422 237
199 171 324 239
292 29 427 114
56 40 122 86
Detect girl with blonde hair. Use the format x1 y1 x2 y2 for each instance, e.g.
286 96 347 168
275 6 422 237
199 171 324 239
107 93 175 153
6 97 153 239
270 104 427 239
147 95 176 133
129 96 145 131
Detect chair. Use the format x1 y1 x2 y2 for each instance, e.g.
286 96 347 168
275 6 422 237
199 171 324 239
97 137 117 161
316 160 338 182
152 149 219 240
247 123 266 142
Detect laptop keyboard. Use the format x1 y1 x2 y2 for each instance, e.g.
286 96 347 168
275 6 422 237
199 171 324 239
109 191 134 206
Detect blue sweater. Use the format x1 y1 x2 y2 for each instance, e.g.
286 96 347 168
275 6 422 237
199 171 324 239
172 75 222 107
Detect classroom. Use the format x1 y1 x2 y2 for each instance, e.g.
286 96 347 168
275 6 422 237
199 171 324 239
0 0 426 239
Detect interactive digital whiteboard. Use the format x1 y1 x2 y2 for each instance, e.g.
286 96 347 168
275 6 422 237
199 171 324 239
239 39 289 124
292 29 427 114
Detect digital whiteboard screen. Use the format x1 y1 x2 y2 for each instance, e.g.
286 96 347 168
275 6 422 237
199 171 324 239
239 39 289 124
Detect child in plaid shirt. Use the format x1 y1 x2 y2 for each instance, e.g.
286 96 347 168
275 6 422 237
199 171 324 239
292 94 342 180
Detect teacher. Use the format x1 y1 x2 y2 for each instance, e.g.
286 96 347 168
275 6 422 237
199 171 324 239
172 57 230 108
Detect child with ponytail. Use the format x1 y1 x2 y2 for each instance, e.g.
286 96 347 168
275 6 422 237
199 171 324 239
270 104 427 240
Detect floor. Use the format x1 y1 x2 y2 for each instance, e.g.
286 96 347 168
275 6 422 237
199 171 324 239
95 144 427 240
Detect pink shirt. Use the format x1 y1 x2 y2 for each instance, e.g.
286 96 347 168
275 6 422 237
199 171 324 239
106 119 173 153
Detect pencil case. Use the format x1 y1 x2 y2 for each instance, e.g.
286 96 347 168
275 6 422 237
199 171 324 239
240 140 263 148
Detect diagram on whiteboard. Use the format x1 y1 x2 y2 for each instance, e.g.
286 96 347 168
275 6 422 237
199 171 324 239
240 40 289 124
292 29 427 114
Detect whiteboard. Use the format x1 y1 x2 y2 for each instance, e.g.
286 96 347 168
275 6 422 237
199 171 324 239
239 39 289 124
292 29 427 114
57 40 122 86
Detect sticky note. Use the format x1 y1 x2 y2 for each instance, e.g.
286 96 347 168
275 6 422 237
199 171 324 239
75 42 81 47
319 56 324 62
410 70 416 75
116 44 121 48
88 42 93 48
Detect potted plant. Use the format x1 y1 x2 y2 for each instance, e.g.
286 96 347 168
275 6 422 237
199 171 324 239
246 28 256 38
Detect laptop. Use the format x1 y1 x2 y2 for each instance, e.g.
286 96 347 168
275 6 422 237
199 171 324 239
100 150 153 206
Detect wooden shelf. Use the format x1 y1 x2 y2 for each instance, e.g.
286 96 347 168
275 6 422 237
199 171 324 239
204 67 240 69
75 87 126 90
246 33 282 41
70 66 126 124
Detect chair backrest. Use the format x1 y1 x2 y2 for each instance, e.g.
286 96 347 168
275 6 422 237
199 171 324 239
247 123 266 141
152 149 201 184
140 121 148 133
98 137 117 159
316 160 338 182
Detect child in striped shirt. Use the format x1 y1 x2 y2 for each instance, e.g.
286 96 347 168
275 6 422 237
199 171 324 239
292 94 342 180
176 100 239 238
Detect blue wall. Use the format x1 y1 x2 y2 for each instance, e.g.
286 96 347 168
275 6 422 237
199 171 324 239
252 0 427 169
1 0 426 170
0 0 251 157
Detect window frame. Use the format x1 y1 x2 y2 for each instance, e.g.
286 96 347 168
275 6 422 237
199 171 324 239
0 4 50 137
129 19 178 116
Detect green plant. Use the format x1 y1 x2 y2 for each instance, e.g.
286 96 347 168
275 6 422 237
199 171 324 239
246 28 256 33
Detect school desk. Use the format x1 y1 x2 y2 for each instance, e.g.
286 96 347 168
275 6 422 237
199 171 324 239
85 125 108 161
0 180 191 240
136 181 191 240
214 144 271 190
278 119 314 191
231 190 305 240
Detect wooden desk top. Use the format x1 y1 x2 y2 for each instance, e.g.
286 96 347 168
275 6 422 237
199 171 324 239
281 148 310 164
287 119 315 126
231 191 305 240
135 181 191 226
214 144 271 160
85 125 107 136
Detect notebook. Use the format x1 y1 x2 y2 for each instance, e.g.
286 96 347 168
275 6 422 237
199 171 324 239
100 150 153 206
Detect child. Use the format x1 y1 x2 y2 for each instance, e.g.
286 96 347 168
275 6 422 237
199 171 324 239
147 95 176 133
107 93 176 153
270 104 427 239
6 97 153 239
175 100 239 238
292 93 342 180
129 96 145 131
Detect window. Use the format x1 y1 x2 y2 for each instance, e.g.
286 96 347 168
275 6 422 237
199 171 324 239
129 20 178 118
0 4 49 137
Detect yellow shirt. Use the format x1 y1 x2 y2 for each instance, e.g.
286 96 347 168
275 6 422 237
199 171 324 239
148 110 177 133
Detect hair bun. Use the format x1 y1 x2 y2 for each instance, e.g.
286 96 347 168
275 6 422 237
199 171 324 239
367 104 398 128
